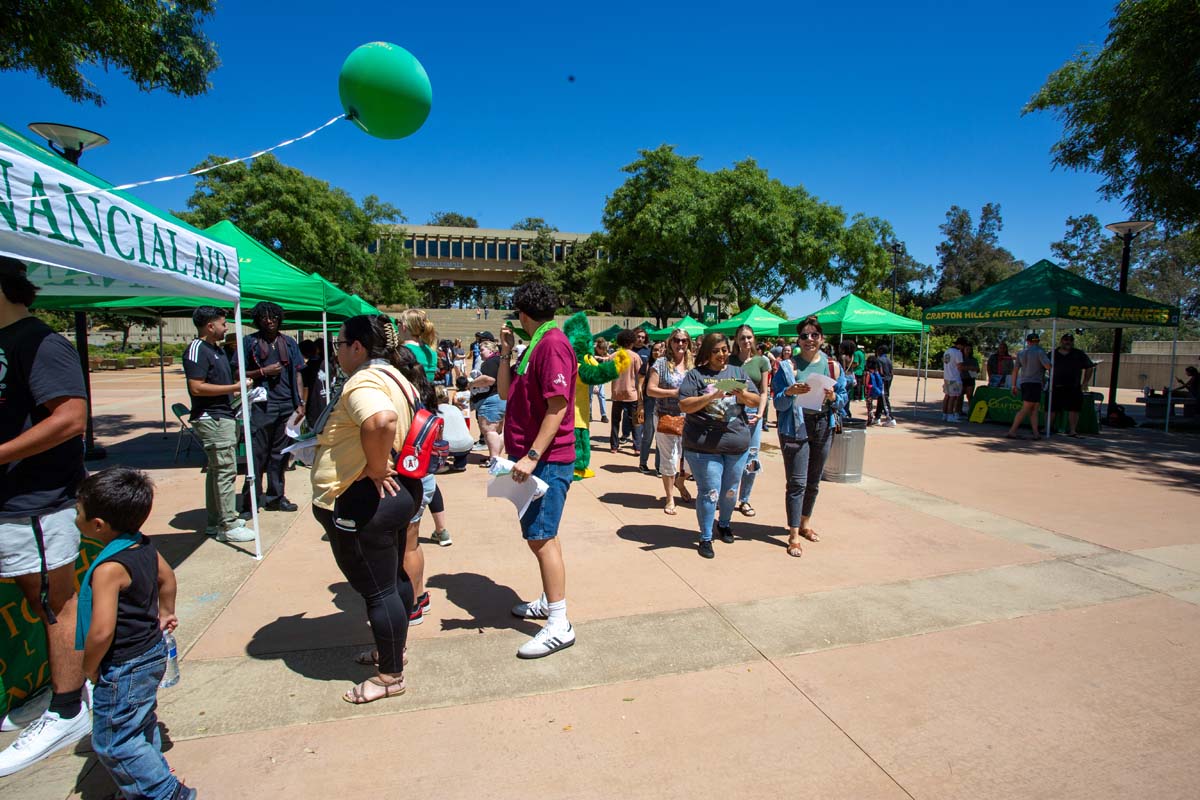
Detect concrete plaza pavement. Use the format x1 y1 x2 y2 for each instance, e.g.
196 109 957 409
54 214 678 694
3 369 1199 799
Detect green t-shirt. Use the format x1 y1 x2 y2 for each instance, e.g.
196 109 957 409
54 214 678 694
852 349 866 375
405 342 438 381
730 353 770 390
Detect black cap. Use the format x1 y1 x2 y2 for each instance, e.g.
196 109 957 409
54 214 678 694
0 255 27 277
476 330 495 340
1026 332 1040 341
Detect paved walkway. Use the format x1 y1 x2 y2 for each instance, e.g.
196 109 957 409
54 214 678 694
3 372 1199 799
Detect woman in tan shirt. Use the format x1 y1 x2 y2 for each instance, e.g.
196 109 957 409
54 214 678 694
310 315 422 705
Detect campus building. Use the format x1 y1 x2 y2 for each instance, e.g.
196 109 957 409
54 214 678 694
386 225 595 286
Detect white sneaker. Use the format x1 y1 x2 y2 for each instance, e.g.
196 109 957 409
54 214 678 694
218 520 255 543
511 593 548 620
0 708 91 776
431 529 453 547
517 623 575 659
884 418 897 427
0 689 50 732
471 441 488 452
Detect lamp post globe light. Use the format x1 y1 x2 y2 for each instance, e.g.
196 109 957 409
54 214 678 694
1103 219 1155 411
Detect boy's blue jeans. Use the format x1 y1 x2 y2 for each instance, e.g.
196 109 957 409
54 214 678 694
684 449 750 541
92 638 181 800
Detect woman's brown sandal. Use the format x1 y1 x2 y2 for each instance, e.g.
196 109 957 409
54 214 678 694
343 673 406 705
786 535 804 558
800 527 820 542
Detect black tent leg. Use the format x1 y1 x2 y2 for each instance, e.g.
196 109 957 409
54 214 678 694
74 312 106 461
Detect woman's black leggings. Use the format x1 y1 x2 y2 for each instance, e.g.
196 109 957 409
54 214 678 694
313 476 421 674
429 485 444 515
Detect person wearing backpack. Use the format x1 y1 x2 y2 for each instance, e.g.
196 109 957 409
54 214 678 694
771 317 841 559
310 315 425 705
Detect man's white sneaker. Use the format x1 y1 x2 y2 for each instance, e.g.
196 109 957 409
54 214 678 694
218 520 255 543
0 688 50 732
511 594 549 620
884 418 897 427
516 623 575 659
0 709 91 776
471 441 488 452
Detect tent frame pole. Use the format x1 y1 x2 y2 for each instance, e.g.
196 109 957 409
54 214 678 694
234 303 263 561
1165 315 1180 434
921 329 929 410
322 310 331 399
1046 320 1057 438
914 328 924 415
159 321 167 436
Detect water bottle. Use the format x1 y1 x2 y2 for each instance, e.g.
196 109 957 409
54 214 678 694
160 631 180 688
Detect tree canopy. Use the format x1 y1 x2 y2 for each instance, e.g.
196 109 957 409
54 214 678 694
177 154 419 306
427 211 479 227
597 145 896 326
2 0 220 106
934 204 1021 303
1025 0 1200 229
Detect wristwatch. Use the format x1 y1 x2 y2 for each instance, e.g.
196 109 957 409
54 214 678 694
527 448 541 462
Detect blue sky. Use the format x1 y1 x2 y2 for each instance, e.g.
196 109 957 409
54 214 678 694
6 0 1125 317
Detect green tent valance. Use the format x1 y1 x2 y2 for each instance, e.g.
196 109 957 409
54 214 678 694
707 305 789 337
923 260 1179 328
779 294 926 337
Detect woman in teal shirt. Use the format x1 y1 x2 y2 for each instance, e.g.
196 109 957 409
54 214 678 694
398 309 439 382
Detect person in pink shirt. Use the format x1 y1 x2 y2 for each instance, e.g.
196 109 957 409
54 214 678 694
497 282 579 659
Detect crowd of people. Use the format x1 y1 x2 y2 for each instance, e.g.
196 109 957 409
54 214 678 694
9 255 1193 795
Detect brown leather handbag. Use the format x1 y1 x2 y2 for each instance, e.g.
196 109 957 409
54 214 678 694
656 414 684 436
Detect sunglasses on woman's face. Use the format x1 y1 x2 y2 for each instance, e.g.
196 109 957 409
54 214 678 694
797 332 821 340
672 338 689 344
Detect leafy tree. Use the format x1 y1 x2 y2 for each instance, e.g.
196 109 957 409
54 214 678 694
2 0 220 106
512 217 557 232
599 145 711 326
1024 0 1200 229
92 313 162 352
934 204 1021 302
426 211 478 227
177 154 419 306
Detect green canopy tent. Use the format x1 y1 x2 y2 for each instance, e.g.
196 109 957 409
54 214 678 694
649 315 707 342
922 259 1181 433
635 320 659 334
706 305 789 337
779 294 926 337
592 324 622 342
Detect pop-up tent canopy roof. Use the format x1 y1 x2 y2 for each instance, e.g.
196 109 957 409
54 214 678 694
923 260 1179 328
592 323 622 341
707 305 789 337
779 294 926 337
649 315 707 341
0 122 239 301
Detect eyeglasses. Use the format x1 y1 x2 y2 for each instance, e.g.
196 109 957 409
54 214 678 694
671 338 689 344
797 332 821 340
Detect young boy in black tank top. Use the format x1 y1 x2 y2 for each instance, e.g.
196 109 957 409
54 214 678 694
74 469 195 800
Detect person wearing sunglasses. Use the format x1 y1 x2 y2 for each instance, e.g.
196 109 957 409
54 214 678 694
677 333 760 558
771 317 841 558
647 331 695 513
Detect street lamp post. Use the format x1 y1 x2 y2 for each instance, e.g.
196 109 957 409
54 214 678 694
1103 220 1154 412
889 242 905 358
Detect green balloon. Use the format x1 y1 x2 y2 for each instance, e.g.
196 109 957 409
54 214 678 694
338 42 432 140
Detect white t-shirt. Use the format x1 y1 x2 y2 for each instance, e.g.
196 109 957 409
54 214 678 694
437 403 475 453
942 347 963 383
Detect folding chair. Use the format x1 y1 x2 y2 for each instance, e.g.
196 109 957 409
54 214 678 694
171 403 204 462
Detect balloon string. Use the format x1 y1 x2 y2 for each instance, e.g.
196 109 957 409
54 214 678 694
12 114 346 203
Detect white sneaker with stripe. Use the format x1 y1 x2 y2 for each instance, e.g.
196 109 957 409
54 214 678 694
517 623 575 659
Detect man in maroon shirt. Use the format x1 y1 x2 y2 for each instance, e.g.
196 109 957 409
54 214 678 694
497 282 578 659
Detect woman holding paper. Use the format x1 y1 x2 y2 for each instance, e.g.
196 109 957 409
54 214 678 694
677 333 760 559
771 316 840 558
310 315 423 704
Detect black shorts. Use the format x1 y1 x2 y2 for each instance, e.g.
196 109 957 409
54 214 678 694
1020 383 1043 404
1051 384 1084 412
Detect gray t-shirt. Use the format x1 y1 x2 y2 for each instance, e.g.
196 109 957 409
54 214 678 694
1016 345 1052 386
678 364 752 454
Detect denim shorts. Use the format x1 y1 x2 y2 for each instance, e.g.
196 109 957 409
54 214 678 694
0 506 80 579
410 474 438 523
473 394 506 424
519 460 574 541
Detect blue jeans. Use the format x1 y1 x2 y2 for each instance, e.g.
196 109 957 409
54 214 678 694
520 460 574 540
91 638 181 800
639 396 659 471
592 385 607 419
737 417 763 504
684 449 750 541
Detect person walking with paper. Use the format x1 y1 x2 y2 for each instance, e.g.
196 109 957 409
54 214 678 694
677 333 760 559
498 282 579 659
771 317 841 558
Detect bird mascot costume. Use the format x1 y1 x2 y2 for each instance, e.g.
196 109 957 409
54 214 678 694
563 312 629 480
